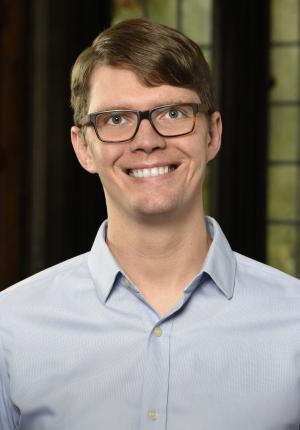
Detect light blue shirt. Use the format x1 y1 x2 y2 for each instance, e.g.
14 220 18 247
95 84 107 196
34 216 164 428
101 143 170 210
1 217 300 430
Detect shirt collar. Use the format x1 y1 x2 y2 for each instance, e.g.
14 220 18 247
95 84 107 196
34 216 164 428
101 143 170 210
88 220 122 302
201 216 236 299
88 216 237 303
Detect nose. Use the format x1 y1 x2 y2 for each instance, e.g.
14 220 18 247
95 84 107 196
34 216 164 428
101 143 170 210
129 117 166 153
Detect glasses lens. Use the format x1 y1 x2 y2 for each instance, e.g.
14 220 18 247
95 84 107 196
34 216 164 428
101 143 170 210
151 104 194 136
96 111 138 142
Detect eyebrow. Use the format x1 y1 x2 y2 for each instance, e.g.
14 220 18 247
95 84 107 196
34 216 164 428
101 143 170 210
90 100 198 112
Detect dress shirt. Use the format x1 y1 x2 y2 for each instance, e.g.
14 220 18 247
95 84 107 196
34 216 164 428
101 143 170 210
0 216 300 430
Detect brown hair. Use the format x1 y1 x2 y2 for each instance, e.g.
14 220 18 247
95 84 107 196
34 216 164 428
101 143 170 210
70 19 216 125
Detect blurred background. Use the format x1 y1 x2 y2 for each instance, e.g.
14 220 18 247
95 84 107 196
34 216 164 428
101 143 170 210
0 0 299 290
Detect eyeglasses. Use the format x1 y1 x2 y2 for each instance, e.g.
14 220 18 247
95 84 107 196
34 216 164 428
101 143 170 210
78 103 210 143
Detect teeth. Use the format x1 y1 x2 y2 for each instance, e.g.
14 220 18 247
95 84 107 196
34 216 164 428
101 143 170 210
129 165 175 178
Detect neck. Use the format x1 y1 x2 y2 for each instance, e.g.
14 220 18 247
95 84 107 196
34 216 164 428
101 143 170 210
107 208 209 258
106 206 211 316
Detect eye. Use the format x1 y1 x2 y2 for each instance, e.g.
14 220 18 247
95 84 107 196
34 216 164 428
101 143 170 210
167 108 182 119
108 114 124 125
158 105 192 121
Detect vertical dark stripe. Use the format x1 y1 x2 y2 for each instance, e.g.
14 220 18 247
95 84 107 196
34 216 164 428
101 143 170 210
177 0 183 32
296 0 300 277
0 0 25 289
212 0 270 262
23 0 112 276
140 0 149 18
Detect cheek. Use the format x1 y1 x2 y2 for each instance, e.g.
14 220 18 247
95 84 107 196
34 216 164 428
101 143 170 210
185 140 209 181
89 144 122 170
185 137 209 165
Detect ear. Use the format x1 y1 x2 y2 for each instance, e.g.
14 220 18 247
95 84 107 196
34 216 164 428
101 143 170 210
207 111 222 162
71 126 97 174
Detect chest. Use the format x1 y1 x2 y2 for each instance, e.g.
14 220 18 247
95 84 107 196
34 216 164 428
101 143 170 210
7 306 300 430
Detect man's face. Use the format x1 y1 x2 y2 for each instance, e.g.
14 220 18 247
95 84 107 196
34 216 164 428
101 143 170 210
71 65 222 222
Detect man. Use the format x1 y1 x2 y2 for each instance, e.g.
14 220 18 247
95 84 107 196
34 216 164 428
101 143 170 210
1 19 300 430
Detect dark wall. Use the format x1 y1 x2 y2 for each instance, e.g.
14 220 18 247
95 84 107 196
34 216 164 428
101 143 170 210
0 0 26 289
212 0 270 262
32 1 112 269
0 0 112 289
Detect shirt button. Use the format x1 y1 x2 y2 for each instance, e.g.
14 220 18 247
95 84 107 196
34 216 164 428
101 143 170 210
153 326 162 337
148 409 158 420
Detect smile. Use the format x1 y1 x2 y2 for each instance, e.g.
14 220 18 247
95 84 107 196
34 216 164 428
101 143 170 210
128 165 176 178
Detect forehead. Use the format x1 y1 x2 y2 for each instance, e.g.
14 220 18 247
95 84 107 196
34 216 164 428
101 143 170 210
88 65 199 112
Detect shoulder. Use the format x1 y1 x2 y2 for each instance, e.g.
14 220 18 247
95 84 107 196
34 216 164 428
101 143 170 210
0 252 90 307
234 252 300 296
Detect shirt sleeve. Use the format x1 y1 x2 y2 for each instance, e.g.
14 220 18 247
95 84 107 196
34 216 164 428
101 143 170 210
0 332 18 429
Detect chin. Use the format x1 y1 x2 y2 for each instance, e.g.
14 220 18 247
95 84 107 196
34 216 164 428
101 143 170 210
130 199 181 219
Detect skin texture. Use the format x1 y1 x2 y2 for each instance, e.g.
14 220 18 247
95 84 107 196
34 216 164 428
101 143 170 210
71 65 222 316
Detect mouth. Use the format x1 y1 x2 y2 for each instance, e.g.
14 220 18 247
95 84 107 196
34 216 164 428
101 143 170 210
127 165 177 178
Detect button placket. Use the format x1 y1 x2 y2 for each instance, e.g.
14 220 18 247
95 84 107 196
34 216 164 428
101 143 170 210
138 319 173 429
